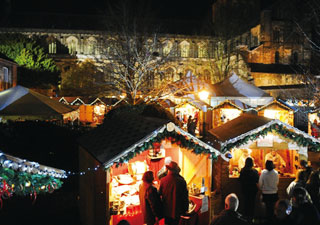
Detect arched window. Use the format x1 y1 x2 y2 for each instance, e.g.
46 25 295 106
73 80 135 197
47 36 57 54
198 43 207 58
180 41 190 58
162 41 172 56
86 37 97 55
66 36 78 55
275 51 280 64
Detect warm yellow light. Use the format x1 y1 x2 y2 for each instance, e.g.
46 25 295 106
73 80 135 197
198 90 209 101
25 181 31 187
264 110 277 119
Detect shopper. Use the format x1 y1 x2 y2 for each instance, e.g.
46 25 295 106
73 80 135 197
239 157 259 220
210 193 249 225
159 161 189 225
139 171 163 225
286 169 307 198
289 187 320 225
300 159 313 181
306 170 320 212
258 160 279 223
273 199 292 225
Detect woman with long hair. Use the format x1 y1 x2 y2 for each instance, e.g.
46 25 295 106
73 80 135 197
239 157 259 220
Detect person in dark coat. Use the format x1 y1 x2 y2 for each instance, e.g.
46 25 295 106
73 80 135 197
159 161 189 225
139 171 163 225
239 157 259 220
306 170 320 212
273 199 293 225
210 193 249 225
289 187 320 225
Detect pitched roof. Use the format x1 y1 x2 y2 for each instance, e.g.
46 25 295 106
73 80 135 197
212 99 252 111
208 113 272 142
0 85 75 120
78 115 171 164
211 73 271 98
79 114 223 167
208 113 320 153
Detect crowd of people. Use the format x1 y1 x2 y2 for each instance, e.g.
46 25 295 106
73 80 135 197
212 158 320 225
117 158 320 225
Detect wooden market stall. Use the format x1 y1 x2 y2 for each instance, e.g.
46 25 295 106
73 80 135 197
308 108 320 139
174 99 213 136
211 99 252 128
256 99 295 126
78 115 227 225
206 113 320 215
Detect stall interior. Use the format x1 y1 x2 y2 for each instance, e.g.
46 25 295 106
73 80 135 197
213 108 242 128
309 112 320 139
228 134 300 178
175 104 200 135
258 107 294 126
109 140 211 225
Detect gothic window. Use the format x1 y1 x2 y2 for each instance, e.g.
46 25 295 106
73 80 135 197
86 37 97 55
162 41 172 56
66 36 78 55
180 41 190 58
49 42 57 54
275 51 280 64
198 43 207 58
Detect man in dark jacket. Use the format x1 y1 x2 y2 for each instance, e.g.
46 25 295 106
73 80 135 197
159 161 189 225
210 193 249 225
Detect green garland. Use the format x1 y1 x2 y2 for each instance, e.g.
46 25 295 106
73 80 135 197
221 123 320 153
117 129 217 166
0 167 63 196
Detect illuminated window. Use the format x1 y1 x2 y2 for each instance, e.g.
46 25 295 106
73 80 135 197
49 42 57 54
162 41 172 56
180 41 190 58
198 43 207 58
86 37 97 55
66 36 78 55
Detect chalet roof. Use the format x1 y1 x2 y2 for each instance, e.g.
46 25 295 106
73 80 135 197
211 73 271 98
79 115 223 167
208 113 320 153
0 53 17 65
212 99 252 111
256 99 296 112
0 85 75 120
208 114 272 143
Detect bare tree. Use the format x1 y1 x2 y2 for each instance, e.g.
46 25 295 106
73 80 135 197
97 0 173 105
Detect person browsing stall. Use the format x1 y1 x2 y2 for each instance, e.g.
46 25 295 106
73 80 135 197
139 171 163 225
159 161 189 225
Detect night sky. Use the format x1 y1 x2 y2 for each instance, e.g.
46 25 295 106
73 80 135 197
8 0 213 20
